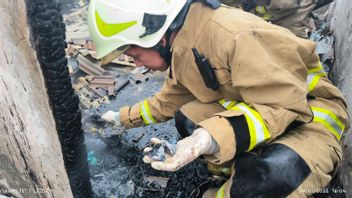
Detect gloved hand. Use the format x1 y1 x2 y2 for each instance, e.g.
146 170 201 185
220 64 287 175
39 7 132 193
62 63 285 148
101 110 121 126
143 128 219 172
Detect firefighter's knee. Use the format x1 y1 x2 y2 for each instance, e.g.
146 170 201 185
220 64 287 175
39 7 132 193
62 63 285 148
230 144 311 198
175 109 196 138
175 100 224 138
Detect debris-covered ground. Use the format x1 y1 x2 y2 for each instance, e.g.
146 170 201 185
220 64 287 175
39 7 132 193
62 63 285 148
310 6 336 78
71 60 226 197
79 66 222 198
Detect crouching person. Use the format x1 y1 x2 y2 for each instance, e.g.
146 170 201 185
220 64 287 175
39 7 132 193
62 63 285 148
88 0 349 197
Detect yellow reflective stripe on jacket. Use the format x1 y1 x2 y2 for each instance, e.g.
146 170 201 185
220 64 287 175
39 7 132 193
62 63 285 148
216 184 225 198
307 62 327 91
255 6 272 21
218 99 237 110
312 106 345 141
231 102 271 151
140 100 157 125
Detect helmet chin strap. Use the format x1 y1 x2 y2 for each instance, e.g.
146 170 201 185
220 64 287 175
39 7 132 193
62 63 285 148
152 29 173 67
152 0 193 70
152 0 220 72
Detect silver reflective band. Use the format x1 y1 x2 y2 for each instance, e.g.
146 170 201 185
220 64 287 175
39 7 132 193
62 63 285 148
236 103 266 146
140 100 157 125
222 101 233 109
307 63 327 91
312 106 345 141
219 99 237 110
218 100 270 150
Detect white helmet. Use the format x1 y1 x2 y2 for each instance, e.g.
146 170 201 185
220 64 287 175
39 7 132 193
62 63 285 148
88 0 187 60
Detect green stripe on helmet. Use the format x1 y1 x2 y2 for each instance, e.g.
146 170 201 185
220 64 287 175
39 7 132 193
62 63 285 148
95 10 137 37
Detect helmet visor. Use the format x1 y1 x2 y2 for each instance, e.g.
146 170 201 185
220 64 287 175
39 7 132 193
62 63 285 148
101 45 130 65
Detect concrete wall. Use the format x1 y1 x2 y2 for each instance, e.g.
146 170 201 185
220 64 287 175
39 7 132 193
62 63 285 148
0 0 72 197
329 0 352 196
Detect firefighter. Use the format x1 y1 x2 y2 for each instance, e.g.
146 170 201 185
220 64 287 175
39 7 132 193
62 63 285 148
220 0 327 38
88 0 349 197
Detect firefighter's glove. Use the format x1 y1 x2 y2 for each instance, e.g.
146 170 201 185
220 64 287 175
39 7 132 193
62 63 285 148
143 128 219 172
101 110 121 127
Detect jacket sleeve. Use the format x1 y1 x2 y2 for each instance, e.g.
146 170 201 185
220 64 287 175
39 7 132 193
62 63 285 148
305 52 350 141
119 77 196 128
199 27 314 164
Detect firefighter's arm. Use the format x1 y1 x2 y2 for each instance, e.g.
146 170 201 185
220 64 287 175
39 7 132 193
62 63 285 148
117 77 195 128
198 28 314 164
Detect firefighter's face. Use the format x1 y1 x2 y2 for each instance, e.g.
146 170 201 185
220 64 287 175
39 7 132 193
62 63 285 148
124 46 169 71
